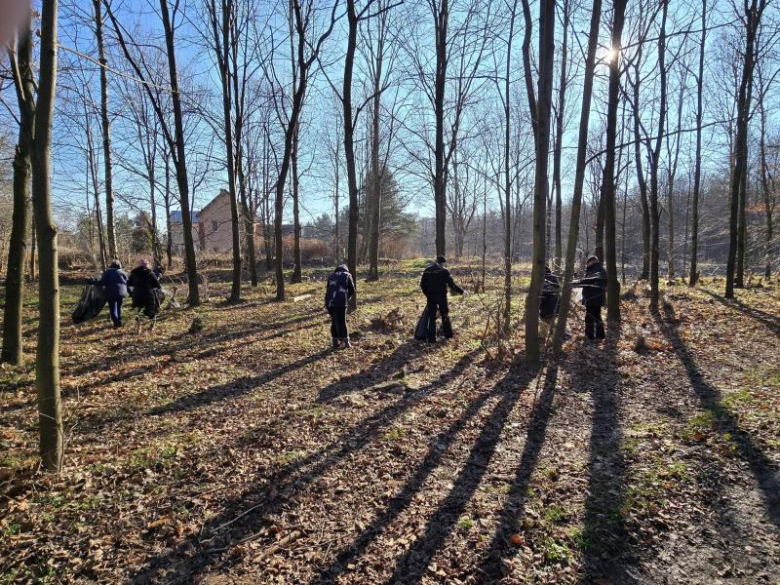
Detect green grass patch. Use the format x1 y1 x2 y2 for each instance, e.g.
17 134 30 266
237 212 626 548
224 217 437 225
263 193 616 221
543 504 568 524
383 426 405 442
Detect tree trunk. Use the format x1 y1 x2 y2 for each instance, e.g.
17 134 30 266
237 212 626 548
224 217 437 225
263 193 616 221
86 115 107 270
602 0 627 324
164 153 173 269
33 0 63 472
552 0 569 270
291 126 302 283
29 220 36 280
552 0 602 353
503 0 518 334
689 0 706 287
736 162 748 287
726 0 763 298
630 41 650 280
262 125 274 270
158 0 200 305
344 0 360 309
667 75 686 281
93 0 116 260
648 0 668 311
524 0 555 362
433 0 449 257
210 0 242 302
1 22 34 366
759 94 774 279
368 40 383 281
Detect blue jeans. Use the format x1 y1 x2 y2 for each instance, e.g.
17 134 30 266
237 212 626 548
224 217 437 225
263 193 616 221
108 298 123 326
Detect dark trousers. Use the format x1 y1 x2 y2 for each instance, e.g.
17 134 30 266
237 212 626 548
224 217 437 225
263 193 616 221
425 295 452 343
328 306 349 340
108 298 123 326
132 292 158 320
585 305 606 340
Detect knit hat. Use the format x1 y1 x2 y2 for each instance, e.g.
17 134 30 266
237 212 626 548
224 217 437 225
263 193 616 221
436 255 447 264
586 255 599 265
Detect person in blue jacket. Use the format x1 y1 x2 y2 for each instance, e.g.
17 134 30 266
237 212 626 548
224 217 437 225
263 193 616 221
91 260 128 328
324 264 356 349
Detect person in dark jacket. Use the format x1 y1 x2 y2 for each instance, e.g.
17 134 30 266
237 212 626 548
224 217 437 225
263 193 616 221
574 255 608 340
420 255 466 343
128 259 162 332
324 264 356 349
91 260 128 328
539 265 560 339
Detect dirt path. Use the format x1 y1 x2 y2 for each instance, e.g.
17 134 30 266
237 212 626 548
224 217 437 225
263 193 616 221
1 273 779 584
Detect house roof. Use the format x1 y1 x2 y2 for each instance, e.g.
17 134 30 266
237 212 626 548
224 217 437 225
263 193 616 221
170 210 199 224
199 189 231 216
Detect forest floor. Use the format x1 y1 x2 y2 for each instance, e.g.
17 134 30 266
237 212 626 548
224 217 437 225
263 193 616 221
1 260 780 584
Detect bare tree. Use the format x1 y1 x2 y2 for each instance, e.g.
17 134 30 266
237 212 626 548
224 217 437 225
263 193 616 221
553 0 603 353
551 0 570 269
524 0 556 362
647 0 668 311
757 60 776 279
265 0 338 300
206 0 243 302
1 17 34 366
603 0 628 323
33 0 63 471
688 0 706 286
726 0 767 297
92 0 117 260
106 0 201 305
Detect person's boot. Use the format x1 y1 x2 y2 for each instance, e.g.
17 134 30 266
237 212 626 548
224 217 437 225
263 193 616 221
135 316 141 335
332 338 339 350
342 338 352 349
148 319 156 334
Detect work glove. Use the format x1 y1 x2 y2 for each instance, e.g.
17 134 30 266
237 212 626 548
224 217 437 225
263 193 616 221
463 290 469 298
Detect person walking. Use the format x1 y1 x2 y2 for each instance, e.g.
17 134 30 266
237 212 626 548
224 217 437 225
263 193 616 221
128 259 162 333
91 260 128 328
325 264 356 349
420 256 466 343
575 255 608 340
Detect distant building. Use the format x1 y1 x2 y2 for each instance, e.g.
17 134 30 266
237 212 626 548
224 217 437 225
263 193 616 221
171 190 263 255
169 210 200 256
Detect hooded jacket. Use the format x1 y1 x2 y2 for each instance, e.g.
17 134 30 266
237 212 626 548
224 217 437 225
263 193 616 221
580 262 608 308
94 266 128 300
128 265 161 300
540 270 560 319
420 262 464 298
325 265 356 308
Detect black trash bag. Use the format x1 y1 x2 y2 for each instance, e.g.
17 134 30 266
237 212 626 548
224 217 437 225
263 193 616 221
72 284 107 324
414 306 431 341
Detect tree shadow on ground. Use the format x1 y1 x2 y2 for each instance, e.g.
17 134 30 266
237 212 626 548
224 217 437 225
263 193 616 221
146 349 332 417
579 335 636 582
656 301 780 530
315 341 422 403
129 348 482 583
475 364 558 581
700 289 780 336
309 361 540 584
